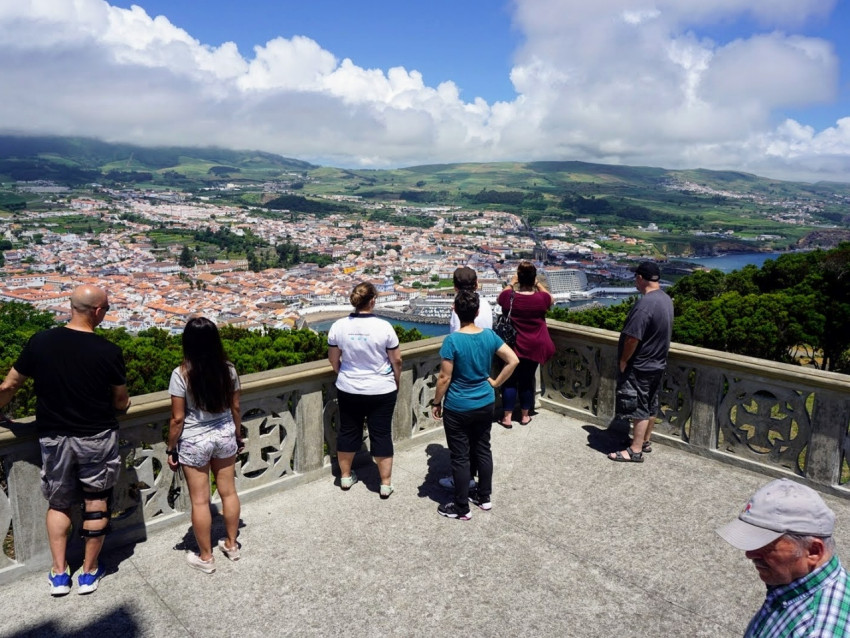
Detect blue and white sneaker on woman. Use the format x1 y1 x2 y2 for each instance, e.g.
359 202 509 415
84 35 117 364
77 564 105 594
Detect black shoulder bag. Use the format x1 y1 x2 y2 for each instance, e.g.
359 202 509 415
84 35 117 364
493 290 517 347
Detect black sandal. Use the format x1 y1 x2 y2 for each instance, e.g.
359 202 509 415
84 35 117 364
608 449 644 463
642 441 652 453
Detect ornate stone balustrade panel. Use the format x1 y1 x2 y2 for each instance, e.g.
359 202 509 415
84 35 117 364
235 403 298 489
717 376 813 473
656 364 694 442
112 422 176 538
410 356 442 436
543 338 601 414
0 478 13 568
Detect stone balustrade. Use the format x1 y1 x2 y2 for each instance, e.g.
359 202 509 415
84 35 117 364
541 320 850 496
1 321 849 584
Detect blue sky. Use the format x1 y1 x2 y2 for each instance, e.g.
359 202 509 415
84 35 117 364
1 1 849 182
108 1 522 104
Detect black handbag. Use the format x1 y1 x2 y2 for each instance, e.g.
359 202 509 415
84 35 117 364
493 290 517 347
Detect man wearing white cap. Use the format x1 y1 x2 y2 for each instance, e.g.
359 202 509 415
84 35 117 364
716 478 849 637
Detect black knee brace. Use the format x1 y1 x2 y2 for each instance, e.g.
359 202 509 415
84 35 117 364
80 487 113 538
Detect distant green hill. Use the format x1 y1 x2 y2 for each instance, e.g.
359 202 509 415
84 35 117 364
0 135 315 185
309 160 850 200
4 135 850 254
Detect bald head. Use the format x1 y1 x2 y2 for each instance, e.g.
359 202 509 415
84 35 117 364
68 285 109 331
70 285 108 311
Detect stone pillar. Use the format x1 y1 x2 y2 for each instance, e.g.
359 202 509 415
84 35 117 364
688 366 723 450
393 367 413 443
806 391 848 485
597 344 619 424
4 452 50 568
295 387 325 473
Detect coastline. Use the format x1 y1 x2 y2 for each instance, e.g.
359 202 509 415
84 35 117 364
302 310 349 325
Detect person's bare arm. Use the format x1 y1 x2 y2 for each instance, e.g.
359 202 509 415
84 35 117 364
431 359 453 419
112 384 131 413
0 367 27 410
388 347 403 388
619 336 640 373
328 346 342 374
230 389 244 452
490 345 520 387
167 395 186 470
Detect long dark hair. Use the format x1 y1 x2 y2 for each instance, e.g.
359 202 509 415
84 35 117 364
181 316 234 413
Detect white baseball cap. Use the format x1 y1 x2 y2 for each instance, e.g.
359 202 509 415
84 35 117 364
716 478 836 551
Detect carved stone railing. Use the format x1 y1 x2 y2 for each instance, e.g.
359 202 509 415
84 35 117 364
2 322 849 583
542 320 850 497
0 337 444 585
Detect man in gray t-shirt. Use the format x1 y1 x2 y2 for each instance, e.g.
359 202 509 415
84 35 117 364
608 262 673 463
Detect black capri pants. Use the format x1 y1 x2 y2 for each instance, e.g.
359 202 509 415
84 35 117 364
336 389 397 458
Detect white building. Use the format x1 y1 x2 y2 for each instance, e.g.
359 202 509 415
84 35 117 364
541 269 588 294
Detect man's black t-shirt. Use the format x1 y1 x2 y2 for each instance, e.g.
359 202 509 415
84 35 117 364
14 327 127 436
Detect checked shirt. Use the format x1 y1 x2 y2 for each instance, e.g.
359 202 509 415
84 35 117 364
744 556 849 637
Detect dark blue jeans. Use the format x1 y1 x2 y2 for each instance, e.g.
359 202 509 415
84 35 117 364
442 404 494 510
502 358 539 412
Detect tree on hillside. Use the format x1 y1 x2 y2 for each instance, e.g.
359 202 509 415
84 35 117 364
179 244 195 268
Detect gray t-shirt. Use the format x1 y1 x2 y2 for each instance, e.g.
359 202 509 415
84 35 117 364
618 289 674 372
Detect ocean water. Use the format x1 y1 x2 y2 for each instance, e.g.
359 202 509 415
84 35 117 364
678 252 786 273
310 317 450 336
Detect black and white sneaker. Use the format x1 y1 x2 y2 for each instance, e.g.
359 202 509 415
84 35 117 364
437 502 472 520
468 488 492 511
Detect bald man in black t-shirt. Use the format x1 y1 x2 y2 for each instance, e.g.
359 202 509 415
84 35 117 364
0 285 130 595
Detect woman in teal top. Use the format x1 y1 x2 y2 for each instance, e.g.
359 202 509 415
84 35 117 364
432 291 518 520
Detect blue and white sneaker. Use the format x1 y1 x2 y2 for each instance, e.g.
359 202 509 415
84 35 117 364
77 564 105 595
48 567 72 596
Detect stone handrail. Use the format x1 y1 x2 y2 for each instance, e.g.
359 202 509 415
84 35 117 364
1 322 849 584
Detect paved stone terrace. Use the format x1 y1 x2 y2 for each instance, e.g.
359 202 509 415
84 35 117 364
1 409 849 638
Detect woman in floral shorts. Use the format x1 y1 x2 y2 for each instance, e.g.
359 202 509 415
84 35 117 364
167 317 244 573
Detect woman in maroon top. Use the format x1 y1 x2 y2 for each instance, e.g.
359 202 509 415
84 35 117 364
497 261 555 428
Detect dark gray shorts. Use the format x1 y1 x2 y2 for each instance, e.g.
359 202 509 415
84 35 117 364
616 369 664 421
39 429 120 509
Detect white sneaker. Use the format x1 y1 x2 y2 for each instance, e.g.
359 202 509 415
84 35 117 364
217 539 241 561
438 476 477 490
185 551 216 573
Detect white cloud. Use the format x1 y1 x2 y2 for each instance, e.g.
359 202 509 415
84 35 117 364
0 0 847 182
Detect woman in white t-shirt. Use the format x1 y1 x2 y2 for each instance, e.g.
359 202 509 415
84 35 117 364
167 317 244 573
327 282 403 499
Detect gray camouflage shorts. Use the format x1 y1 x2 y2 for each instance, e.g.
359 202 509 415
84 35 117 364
615 368 664 421
40 429 120 509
